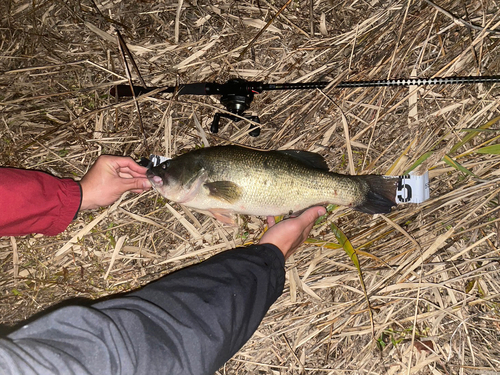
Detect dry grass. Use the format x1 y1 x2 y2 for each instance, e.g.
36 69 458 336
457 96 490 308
1 0 500 373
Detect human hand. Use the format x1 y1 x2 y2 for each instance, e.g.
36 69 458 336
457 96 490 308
79 155 151 210
260 206 326 260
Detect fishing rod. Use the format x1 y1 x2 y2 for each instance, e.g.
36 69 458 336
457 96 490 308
111 75 500 137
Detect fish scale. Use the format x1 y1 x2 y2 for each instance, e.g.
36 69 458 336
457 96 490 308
147 145 398 224
205 150 343 211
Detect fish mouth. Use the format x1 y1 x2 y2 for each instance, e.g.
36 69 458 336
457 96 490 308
146 172 164 188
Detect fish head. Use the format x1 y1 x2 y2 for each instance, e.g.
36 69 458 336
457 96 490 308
146 159 207 204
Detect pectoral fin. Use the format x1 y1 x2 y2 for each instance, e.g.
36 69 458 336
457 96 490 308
209 209 238 226
204 181 242 203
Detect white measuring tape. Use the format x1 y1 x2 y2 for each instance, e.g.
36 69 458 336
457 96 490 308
396 171 430 204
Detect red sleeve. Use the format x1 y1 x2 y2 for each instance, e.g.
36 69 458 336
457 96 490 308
0 168 82 237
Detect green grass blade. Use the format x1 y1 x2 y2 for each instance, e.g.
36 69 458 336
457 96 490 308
476 144 500 155
404 151 433 174
315 204 338 225
450 115 500 154
461 128 500 133
331 223 374 337
331 223 360 269
443 154 478 177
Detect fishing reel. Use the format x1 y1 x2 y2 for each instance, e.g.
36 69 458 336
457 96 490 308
211 79 261 137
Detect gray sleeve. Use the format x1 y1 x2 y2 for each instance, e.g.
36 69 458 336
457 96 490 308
0 244 285 375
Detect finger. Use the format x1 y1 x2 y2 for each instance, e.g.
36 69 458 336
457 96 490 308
300 207 326 234
118 177 152 191
298 206 326 224
124 166 149 177
118 172 135 179
129 188 149 193
116 166 148 178
116 158 149 175
117 170 147 179
266 216 276 228
107 157 148 175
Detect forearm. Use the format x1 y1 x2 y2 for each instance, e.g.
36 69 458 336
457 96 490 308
122 244 285 373
1 244 285 375
0 168 81 236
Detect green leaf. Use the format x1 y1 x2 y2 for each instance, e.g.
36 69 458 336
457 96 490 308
443 154 478 178
376 337 386 350
477 281 486 298
331 223 374 336
461 128 500 133
476 144 500 155
58 149 69 157
304 238 342 249
404 151 433 174
315 204 337 225
465 280 476 294
331 223 360 269
450 115 500 154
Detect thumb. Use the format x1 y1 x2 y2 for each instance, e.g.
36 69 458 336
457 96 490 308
297 206 326 226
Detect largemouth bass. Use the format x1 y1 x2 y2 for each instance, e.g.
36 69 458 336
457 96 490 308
147 145 398 224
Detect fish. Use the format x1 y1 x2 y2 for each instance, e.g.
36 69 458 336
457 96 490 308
146 145 398 225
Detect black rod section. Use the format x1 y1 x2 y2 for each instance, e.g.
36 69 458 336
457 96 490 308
111 75 500 98
263 76 500 90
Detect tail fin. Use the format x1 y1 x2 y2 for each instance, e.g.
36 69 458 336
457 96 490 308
354 175 398 214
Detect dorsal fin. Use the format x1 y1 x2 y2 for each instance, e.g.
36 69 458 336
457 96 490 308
276 150 330 170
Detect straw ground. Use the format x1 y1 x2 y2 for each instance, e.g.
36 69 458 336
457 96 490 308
1 0 500 373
